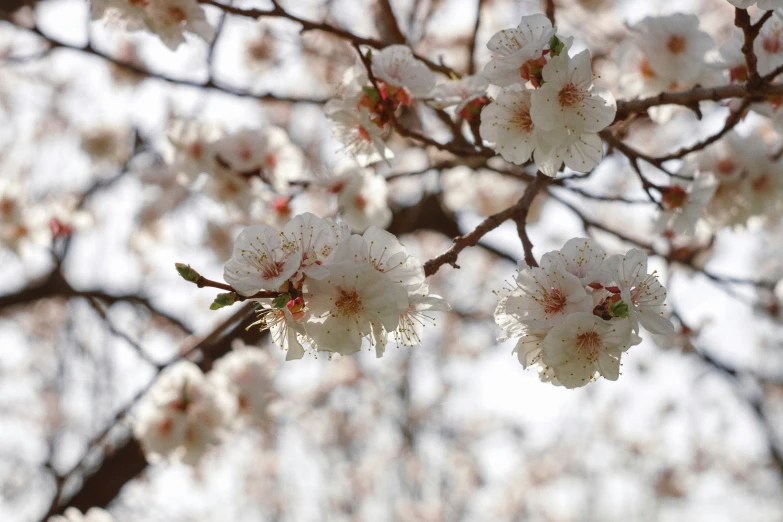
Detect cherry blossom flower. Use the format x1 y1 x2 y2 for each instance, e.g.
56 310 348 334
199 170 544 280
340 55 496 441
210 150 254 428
511 328 561 385
210 347 279 426
49 507 114 522
133 361 228 464
336 168 393 232
371 45 436 99
482 14 557 87
728 0 783 10
657 173 717 236
304 263 409 356
541 313 636 389
428 74 489 112
530 50 616 136
223 224 303 295
91 0 213 50
542 237 609 286
334 226 425 289
282 212 346 281
755 14 783 76
498 257 593 330
214 127 303 192
392 284 450 348
329 107 393 167
479 87 547 166
533 130 605 177
630 14 716 86
607 249 674 335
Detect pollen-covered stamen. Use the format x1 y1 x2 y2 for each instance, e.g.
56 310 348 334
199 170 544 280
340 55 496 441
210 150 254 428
512 106 534 133
543 288 568 315
240 240 287 281
335 290 362 316
666 35 686 54
394 309 435 347
558 83 584 108
576 330 602 357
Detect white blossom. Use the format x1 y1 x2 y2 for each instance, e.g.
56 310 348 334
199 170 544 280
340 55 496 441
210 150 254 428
210 347 278 426
133 361 227 464
482 14 556 87
223 224 303 295
542 237 609 286
479 87 546 166
498 257 593 330
428 74 489 112
541 313 636 389
608 249 674 335
336 168 393 232
329 107 393 167
304 263 409 356
371 45 436 99
48 508 114 522
657 173 717 236
630 14 716 86
392 284 450 348
728 0 783 10
530 50 616 136
91 0 213 50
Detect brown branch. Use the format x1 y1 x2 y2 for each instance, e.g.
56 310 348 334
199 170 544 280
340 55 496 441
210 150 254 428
378 0 407 44
199 0 458 77
423 174 549 276
654 99 752 162
42 303 264 520
353 43 487 156
544 0 556 25
192 274 282 301
612 83 783 122
466 0 484 75
735 8 773 89
10 21 328 104
0 272 192 334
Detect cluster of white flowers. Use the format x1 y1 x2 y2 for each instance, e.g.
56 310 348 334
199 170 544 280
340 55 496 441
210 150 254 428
132 361 228 464
48 507 113 522
671 131 783 232
0 180 91 256
478 14 617 177
223 212 448 359
91 0 214 50
495 239 673 389
133 346 279 464
617 14 720 121
727 0 783 9
325 45 436 166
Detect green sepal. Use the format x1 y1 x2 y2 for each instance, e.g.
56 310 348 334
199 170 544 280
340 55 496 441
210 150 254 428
175 263 200 283
549 35 565 57
272 293 291 309
361 86 382 104
210 292 237 310
608 299 629 319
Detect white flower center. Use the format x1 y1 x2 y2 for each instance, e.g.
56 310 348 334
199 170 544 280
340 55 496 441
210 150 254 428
576 331 602 356
335 290 362 316
558 84 584 108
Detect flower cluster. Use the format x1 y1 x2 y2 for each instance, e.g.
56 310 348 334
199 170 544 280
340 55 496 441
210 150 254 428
495 239 672 389
659 131 783 235
223 212 448 359
133 346 279 464
91 0 214 50
325 45 436 166
616 14 720 122
48 508 114 522
479 14 617 177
